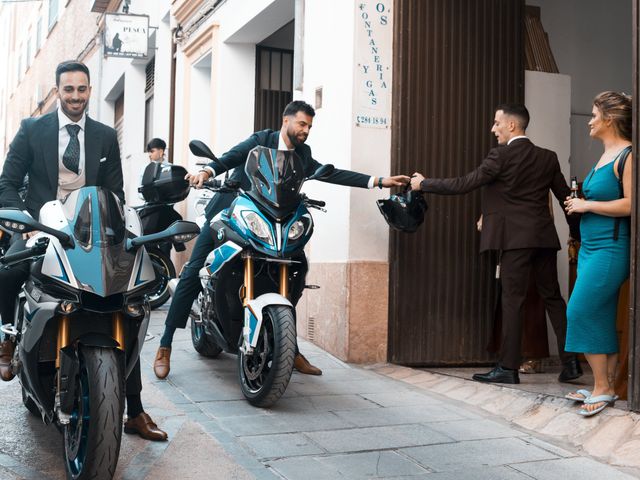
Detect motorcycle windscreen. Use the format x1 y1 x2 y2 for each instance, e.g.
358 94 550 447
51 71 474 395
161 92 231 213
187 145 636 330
245 147 305 211
60 187 138 297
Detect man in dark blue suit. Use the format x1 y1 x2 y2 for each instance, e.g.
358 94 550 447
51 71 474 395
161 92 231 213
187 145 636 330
153 100 409 378
0 61 167 441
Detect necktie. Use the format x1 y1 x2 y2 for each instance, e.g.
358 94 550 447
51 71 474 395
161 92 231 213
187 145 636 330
63 124 81 174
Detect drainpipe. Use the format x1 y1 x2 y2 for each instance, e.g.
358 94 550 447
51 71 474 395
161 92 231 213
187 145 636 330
168 27 178 164
293 0 304 93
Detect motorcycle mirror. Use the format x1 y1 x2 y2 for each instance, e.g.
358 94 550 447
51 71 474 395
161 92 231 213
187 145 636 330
189 140 231 175
128 220 201 249
189 140 217 160
307 164 335 181
0 208 74 248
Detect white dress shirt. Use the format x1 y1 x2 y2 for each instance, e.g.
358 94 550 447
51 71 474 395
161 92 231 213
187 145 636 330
507 135 528 145
57 109 86 199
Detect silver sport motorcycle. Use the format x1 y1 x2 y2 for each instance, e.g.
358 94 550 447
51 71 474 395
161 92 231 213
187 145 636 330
0 186 199 480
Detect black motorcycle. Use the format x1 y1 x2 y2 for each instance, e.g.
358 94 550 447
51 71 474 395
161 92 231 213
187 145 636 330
136 162 191 309
0 187 199 479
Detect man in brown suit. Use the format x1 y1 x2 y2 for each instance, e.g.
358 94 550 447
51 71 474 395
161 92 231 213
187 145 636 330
410 104 582 384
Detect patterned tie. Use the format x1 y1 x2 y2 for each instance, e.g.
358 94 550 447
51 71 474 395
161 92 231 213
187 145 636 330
63 124 81 174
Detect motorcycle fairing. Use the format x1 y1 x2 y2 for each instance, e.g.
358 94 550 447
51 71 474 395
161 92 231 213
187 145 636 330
128 248 156 291
226 196 314 257
228 196 277 252
245 147 305 211
243 293 293 351
33 187 154 297
204 241 243 276
281 203 314 254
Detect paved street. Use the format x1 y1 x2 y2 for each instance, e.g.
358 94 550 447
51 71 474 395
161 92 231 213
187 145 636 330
0 305 638 479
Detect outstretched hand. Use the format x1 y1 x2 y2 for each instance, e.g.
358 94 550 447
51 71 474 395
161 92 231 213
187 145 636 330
410 172 425 191
382 175 411 188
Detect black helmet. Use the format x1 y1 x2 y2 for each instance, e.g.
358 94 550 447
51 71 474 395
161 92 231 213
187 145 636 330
376 189 428 233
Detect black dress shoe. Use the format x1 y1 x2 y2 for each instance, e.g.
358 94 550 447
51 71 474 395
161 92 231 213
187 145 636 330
472 366 520 384
558 358 583 383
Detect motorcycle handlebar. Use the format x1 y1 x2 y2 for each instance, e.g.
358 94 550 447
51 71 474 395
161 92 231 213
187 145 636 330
202 179 223 189
306 198 326 208
0 237 49 266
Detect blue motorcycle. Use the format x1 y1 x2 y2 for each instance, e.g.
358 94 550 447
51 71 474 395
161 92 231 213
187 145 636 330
173 141 332 407
0 188 199 479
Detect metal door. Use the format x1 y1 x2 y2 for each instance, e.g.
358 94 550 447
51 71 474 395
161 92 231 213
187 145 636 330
254 46 293 131
389 0 525 365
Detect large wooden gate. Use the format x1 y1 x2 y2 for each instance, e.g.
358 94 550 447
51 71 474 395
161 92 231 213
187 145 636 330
388 0 525 365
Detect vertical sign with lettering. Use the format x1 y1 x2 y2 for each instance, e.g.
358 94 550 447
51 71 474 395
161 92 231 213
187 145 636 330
354 2 392 128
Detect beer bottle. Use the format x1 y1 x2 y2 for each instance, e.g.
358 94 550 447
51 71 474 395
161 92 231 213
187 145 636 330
570 176 579 199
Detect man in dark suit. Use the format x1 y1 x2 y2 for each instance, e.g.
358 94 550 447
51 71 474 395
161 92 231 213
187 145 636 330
0 61 167 440
153 100 409 379
410 104 582 384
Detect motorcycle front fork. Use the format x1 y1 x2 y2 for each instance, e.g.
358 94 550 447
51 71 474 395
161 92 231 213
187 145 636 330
240 256 289 354
54 313 125 423
55 312 125 367
241 257 290 305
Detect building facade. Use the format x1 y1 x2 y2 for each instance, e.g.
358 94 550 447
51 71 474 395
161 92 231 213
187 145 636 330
1 0 639 410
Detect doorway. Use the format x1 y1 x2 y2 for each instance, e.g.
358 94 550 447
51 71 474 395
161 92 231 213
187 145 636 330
254 21 294 131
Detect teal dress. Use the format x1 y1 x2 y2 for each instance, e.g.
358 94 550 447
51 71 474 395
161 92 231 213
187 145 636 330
565 158 630 354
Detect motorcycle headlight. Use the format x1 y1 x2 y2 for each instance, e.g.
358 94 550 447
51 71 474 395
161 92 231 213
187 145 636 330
288 220 305 240
241 211 274 245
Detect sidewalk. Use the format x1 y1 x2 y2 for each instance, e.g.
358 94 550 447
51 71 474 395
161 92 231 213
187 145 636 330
136 307 640 480
1 305 638 479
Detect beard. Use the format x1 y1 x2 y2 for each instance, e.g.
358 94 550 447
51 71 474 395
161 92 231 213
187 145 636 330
60 100 88 120
286 127 307 147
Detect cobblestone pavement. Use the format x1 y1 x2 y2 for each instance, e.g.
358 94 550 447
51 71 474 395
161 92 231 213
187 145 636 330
0 305 638 479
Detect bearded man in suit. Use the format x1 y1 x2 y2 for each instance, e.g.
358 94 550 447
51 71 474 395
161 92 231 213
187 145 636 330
0 60 167 441
153 100 410 379
410 104 582 385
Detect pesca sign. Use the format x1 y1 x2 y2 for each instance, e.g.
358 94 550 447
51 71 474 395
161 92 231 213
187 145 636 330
104 13 149 59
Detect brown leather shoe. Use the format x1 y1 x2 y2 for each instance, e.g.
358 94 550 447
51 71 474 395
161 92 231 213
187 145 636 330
124 412 168 441
0 340 15 382
153 346 171 379
294 353 322 375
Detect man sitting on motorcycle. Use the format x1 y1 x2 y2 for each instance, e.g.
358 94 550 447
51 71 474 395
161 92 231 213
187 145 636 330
0 60 167 441
153 100 409 379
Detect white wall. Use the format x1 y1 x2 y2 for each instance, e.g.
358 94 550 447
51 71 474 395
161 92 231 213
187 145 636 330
525 70 571 355
526 0 632 181
182 0 392 264
92 1 172 206
299 0 394 263
153 11 173 146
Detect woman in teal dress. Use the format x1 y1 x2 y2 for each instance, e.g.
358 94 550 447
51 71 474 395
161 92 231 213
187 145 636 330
564 91 632 416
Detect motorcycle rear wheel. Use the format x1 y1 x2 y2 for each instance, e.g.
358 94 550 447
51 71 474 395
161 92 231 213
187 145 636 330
63 346 124 480
238 305 296 407
147 249 176 309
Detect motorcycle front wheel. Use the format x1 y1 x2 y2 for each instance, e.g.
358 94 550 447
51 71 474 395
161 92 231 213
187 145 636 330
147 248 176 309
63 346 124 480
238 305 296 408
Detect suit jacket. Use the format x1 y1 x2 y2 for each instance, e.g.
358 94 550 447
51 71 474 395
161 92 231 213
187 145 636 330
421 138 578 252
0 110 124 218
204 129 370 220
